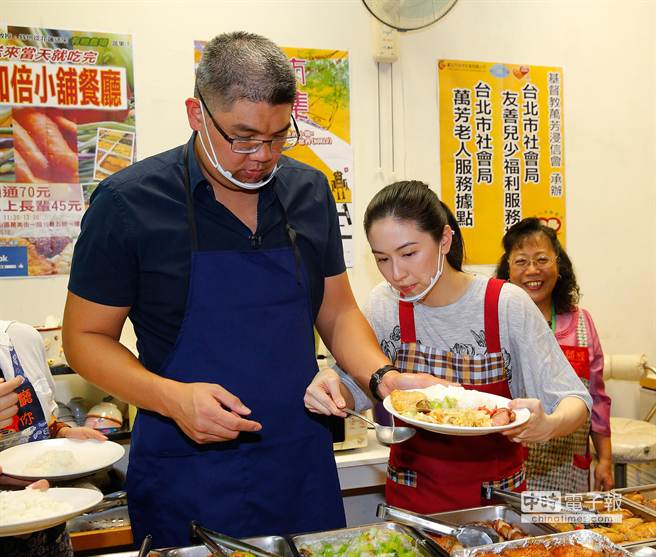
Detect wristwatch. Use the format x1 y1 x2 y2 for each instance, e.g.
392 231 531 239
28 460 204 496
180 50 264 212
369 364 400 401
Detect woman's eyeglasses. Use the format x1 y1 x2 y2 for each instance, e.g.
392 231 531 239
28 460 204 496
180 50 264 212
510 255 557 269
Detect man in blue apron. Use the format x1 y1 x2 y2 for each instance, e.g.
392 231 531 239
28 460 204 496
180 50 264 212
64 32 433 549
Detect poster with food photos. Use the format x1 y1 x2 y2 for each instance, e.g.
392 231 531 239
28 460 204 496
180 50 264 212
0 25 135 277
439 59 566 264
194 41 354 267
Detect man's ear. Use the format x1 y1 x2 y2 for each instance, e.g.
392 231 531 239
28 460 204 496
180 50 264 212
185 98 203 132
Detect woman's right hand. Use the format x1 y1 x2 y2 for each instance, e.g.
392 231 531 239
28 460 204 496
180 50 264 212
304 368 348 417
0 376 23 428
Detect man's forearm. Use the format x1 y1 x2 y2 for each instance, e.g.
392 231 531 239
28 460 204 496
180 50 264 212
63 331 176 417
317 306 389 393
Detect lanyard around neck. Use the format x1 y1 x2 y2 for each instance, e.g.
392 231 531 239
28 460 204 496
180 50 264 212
550 303 557 333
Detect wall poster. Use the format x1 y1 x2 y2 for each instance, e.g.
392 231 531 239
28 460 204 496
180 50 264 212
194 41 354 267
439 59 565 264
0 25 135 277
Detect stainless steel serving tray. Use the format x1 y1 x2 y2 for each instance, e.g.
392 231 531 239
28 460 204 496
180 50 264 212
614 485 656 517
428 504 554 538
92 535 294 557
560 491 656 550
291 522 443 557
462 529 631 556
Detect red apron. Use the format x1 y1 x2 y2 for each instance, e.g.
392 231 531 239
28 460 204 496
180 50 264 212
386 278 525 513
525 310 592 493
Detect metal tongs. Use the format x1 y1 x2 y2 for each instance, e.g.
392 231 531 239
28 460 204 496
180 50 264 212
190 521 281 557
377 503 500 548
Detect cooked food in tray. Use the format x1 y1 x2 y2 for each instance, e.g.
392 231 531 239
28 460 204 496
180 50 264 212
390 387 516 428
624 491 656 510
542 499 656 545
297 527 424 557
466 530 629 556
475 545 601 556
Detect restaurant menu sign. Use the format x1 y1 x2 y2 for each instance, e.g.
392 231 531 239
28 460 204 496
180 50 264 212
0 25 135 277
439 59 566 264
194 41 354 267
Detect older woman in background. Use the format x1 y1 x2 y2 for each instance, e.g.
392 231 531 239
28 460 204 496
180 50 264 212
496 218 612 492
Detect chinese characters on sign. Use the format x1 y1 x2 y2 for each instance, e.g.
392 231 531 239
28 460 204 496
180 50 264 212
0 26 135 277
195 42 354 266
439 60 566 264
0 61 127 108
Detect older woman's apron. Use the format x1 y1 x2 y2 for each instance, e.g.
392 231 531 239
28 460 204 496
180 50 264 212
386 278 525 513
126 145 345 548
525 310 592 493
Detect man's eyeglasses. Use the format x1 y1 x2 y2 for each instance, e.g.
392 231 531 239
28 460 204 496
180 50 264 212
509 255 557 269
196 88 299 154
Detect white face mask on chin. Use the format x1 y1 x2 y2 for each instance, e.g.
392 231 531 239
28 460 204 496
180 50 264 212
388 245 446 304
197 102 279 191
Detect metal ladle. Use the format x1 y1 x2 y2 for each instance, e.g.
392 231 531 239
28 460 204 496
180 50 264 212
342 408 415 444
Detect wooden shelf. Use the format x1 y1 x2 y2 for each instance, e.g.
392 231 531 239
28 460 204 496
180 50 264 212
70 525 133 552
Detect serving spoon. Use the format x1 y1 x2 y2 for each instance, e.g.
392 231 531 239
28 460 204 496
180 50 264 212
342 408 415 444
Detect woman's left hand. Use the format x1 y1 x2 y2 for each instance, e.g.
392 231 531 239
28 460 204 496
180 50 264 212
594 458 614 491
501 398 556 444
59 426 107 441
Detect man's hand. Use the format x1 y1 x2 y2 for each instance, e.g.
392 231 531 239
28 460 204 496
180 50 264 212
0 376 22 428
305 368 348 417
163 381 262 443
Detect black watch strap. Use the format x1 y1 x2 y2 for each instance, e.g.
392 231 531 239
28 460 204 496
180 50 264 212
369 364 399 401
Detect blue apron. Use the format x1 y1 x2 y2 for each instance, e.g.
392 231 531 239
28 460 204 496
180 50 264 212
126 144 345 548
0 321 49 442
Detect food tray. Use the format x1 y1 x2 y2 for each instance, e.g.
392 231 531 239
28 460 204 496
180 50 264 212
555 491 656 549
429 504 555 538
528 491 656 548
614 485 656 517
93 536 295 557
291 522 444 557
462 529 631 556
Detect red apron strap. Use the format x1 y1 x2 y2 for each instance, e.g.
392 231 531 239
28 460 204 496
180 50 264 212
484 278 505 354
398 300 417 343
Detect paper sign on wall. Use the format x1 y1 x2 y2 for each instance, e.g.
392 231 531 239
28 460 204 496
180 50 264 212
439 59 566 264
0 25 135 277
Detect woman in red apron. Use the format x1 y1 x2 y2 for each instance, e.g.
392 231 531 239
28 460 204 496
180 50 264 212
307 181 592 513
496 218 613 492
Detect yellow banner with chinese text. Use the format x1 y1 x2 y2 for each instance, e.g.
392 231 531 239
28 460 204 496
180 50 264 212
439 59 566 265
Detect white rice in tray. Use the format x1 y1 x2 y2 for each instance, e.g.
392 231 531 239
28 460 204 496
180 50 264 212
0 489 73 525
23 449 81 475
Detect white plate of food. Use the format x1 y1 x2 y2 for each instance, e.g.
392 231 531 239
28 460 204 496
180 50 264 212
0 486 103 536
0 438 125 481
383 384 530 436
